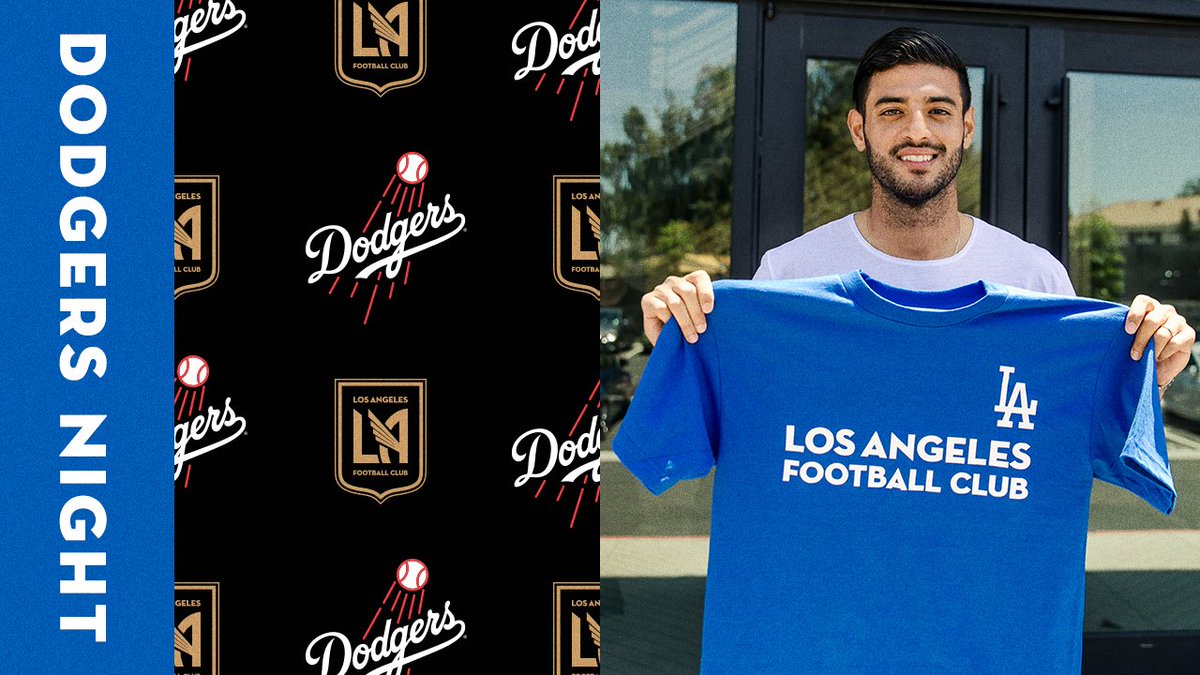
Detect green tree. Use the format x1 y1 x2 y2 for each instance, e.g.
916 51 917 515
1178 176 1200 197
602 63 735 290
1070 212 1125 301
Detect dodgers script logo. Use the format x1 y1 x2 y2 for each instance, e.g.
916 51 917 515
512 381 601 528
175 0 247 81
175 176 219 299
174 355 247 486
335 379 427 502
335 0 427 94
511 0 599 122
553 582 600 675
175 583 219 675
553 175 600 299
995 365 1037 430
305 559 467 674
305 151 467 324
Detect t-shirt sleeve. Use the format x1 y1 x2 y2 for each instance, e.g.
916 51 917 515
1090 326 1177 515
752 250 776 280
611 316 722 496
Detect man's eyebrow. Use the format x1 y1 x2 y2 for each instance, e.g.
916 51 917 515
873 95 959 107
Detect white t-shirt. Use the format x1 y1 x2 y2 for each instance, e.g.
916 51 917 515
753 213 1076 295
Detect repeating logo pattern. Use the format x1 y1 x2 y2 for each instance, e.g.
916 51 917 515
335 379 427 502
306 151 467 324
174 355 247 486
335 0 427 94
175 583 219 675
305 560 467 673
512 381 601 528
174 176 219 299
512 0 600 122
174 0 247 81
553 175 600 299
553 582 600 675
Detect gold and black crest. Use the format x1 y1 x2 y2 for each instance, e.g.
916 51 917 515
174 176 219 299
175 583 219 675
335 379 427 502
552 176 600 299
335 0 427 95
553 582 600 675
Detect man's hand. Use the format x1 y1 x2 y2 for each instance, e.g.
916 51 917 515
641 270 715 346
1125 294 1196 390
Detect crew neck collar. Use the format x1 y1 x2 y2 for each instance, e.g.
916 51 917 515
840 270 1008 326
847 213 980 266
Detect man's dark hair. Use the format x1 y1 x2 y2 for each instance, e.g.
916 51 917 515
852 27 970 115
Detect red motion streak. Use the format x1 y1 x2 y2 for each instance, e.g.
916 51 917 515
568 0 588 29
569 404 588 436
187 389 197 416
184 465 192 489
588 379 600 401
407 594 417 620
174 387 183 405
391 587 403 611
184 58 192 82
388 282 395 299
534 479 546 499
177 0 184 14
350 281 359 298
382 581 396 606
198 385 205 410
393 185 406 206
406 185 416 212
595 77 601 96
595 486 601 503
556 79 565 95
417 183 424 208
535 72 547 92
362 607 383 642
418 589 424 614
397 594 408 616
329 276 341 295
363 200 383 233
382 174 396 198
403 261 411 285
570 80 585 122
556 485 565 502
570 488 585 528
363 285 379 325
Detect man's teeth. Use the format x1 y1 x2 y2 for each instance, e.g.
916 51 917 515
901 154 934 162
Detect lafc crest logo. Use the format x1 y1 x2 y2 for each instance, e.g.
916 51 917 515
995 365 1037 430
553 176 600 299
335 0 427 94
553 582 600 675
175 583 219 675
335 379 427 501
175 176 219 299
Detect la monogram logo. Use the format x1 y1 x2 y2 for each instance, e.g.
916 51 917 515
335 0 427 94
994 365 1037 430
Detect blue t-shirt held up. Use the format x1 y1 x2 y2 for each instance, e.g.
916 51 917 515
613 270 1177 674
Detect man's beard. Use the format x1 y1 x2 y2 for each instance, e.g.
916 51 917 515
865 137 963 208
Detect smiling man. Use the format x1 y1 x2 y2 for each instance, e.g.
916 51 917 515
641 26 1195 391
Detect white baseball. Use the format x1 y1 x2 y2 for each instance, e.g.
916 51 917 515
396 558 429 591
396 152 429 184
177 355 209 389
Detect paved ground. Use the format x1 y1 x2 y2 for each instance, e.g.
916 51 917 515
600 348 1200 672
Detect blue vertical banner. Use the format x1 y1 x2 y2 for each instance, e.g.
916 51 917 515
0 4 173 673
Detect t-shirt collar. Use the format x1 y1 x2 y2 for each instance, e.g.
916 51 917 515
841 269 1009 326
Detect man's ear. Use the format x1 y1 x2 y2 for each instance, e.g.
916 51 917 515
848 108 866 152
962 106 976 150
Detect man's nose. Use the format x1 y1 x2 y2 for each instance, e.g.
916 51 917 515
904 111 932 143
